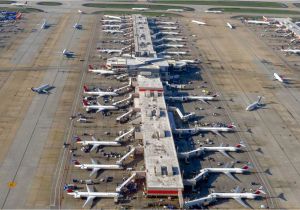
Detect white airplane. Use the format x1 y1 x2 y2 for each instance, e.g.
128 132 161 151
102 19 122 24
178 142 246 159
166 95 217 104
31 84 53 94
246 20 270 25
184 163 251 185
281 49 300 55
73 23 82 30
132 7 149 11
41 19 50 29
97 48 123 55
184 186 266 208
82 99 118 113
246 96 263 111
83 85 118 97
67 184 120 208
73 159 123 177
103 15 121 20
11 1 27 6
166 9 184 12
62 49 75 58
192 20 206 25
205 10 223 14
158 51 188 56
103 29 124 34
174 124 236 137
227 22 234 29
75 136 121 152
157 21 176 25
157 26 178 30
273 73 289 83
88 65 117 76
165 81 186 89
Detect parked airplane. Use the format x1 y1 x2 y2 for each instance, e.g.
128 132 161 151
41 19 50 29
184 186 266 208
104 15 121 20
83 85 118 97
192 20 207 25
246 96 263 111
227 22 234 29
132 7 149 11
166 9 184 12
157 26 178 30
73 23 82 30
31 84 53 94
75 136 121 152
246 20 270 25
174 124 235 137
82 99 118 113
102 19 122 24
78 10 83 14
274 73 289 83
62 49 75 58
205 10 223 14
88 65 117 76
97 48 123 55
67 184 120 208
281 49 300 55
158 51 188 56
11 1 27 6
166 95 217 104
73 159 123 177
157 21 176 25
178 142 246 159
184 163 251 185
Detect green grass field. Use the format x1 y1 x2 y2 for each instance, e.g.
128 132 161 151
150 1 287 8
93 10 181 17
0 1 15 4
0 7 43 12
208 7 300 15
83 3 194 11
36 2 62 6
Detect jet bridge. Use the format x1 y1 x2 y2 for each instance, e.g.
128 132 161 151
168 106 195 122
116 147 136 165
116 172 137 192
116 108 134 122
178 147 205 159
113 94 133 106
115 127 135 142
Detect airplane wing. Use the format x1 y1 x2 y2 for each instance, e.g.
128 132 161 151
83 196 96 208
223 171 237 181
218 150 231 158
91 158 97 165
96 108 105 113
234 186 242 193
212 130 222 137
199 99 209 104
90 144 99 152
233 197 249 208
86 184 93 193
90 168 99 177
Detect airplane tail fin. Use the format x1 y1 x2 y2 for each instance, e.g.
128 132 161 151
82 99 89 106
66 189 74 193
242 165 249 170
73 160 81 166
31 87 35 92
83 85 89 92
16 12 22 20
88 65 93 71
254 188 266 195
235 141 246 148
227 123 236 129
257 96 262 104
